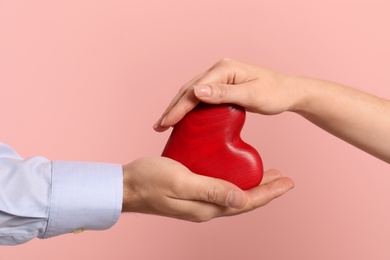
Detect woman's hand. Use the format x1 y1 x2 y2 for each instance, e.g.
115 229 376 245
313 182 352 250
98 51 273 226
154 58 301 132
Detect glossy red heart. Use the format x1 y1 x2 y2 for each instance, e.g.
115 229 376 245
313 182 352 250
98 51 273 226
162 102 263 190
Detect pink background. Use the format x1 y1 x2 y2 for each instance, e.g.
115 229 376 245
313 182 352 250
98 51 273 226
1 0 389 259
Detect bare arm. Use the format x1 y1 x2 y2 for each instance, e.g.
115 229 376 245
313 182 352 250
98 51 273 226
292 77 390 163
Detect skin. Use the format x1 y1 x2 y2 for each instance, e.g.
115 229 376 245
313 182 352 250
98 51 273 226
122 157 293 221
154 58 390 163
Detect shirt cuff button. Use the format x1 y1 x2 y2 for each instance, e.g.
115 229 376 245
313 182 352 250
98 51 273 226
72 228 85 234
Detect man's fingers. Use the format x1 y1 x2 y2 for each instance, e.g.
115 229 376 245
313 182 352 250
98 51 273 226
167 167 293 220
180 173 248 209
246 176 294 210
261 169 284 184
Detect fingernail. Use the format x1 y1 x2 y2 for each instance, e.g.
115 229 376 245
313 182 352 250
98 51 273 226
160 115 167 127
194 85 211 98
153 117 162 129
227 190 246 209
153 115 167 129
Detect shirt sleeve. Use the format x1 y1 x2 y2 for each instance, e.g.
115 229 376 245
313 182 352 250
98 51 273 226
0 143 123 245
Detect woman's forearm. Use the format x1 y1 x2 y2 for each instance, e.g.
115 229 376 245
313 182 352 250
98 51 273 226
291 76 390 163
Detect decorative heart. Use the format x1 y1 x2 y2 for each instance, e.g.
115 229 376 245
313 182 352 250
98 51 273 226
162 102 263 190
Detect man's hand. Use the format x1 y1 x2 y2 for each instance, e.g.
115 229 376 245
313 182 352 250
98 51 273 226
122 157 294 222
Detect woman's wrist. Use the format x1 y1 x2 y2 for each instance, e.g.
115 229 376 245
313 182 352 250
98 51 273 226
286 75 321 115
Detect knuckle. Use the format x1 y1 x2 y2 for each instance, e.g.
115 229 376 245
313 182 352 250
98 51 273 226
207 186 219 204
221 57 232 63
169 175 185 196
217 84 229 99
213 57 232 69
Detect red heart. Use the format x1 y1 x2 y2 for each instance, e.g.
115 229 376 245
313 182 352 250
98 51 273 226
162 102 263 190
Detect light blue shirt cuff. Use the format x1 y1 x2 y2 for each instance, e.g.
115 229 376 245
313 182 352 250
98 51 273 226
42 161 123 239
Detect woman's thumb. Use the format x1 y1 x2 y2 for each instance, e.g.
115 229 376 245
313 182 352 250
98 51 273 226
194 84 241 104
